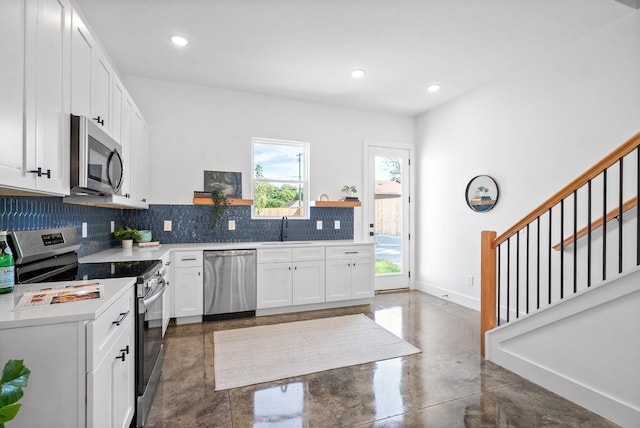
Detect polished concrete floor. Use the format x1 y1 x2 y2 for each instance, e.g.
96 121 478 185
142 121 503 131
146 290 617 427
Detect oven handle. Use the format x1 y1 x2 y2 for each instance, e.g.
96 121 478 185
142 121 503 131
139 278 166 312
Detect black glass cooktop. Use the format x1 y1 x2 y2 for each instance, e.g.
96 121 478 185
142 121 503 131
16 254 161 284
76 260 161 281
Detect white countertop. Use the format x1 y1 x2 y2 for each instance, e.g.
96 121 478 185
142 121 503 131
0 278 135 329
78 240 374 263
0 240 372 329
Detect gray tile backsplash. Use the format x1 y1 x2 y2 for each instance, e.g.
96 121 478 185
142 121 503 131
0 196 354 256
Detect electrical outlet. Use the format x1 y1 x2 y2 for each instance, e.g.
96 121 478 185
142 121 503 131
82 222 87 238
316 220 323 230
164 220 172 232
334 220 340 229
228 220 236 231
467 275 474 287
110 221 115 233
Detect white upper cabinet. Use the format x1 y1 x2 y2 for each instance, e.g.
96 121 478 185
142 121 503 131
92 52 112 133
70 10 113 136
1 0 72 196
0 0 71 195
1 0 148 201
0 0 29 190
70 9 92 118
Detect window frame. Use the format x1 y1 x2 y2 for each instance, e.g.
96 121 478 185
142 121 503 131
251 137 310 220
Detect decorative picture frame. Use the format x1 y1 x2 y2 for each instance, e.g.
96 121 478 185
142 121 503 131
465 175 499 212
204 171 242 198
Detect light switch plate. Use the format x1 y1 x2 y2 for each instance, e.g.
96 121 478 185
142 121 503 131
334 220 340 229
316 220 322 230
228 220 236 230
81 222 87 238
164 220 172 232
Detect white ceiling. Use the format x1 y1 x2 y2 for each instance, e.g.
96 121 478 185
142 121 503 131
72 0 634 116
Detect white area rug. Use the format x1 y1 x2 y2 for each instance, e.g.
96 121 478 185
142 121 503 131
213 314 421 390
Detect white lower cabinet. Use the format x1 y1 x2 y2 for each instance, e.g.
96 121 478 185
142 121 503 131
87 307 134 428
172 251 203 323
161 254 171 336
325 245 375 302
257 247 325 309
0 285 135 428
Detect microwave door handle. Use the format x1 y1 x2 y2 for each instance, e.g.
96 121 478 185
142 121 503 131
106 149 123 192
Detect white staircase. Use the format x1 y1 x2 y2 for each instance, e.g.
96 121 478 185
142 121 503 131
485 267 640 427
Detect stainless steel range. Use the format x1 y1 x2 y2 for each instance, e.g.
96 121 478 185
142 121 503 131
9 227 165 428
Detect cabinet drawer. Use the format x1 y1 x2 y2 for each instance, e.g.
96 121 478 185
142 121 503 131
173 251 203 267
87 288 134 371
257 248 293 263
326 245 374 260
292 246 325 262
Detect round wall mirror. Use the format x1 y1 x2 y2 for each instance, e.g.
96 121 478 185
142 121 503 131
465 175 499 212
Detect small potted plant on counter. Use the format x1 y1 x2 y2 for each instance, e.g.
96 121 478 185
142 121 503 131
113 227 141 249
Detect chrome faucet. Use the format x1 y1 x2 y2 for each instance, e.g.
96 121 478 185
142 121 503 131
280 216 288 241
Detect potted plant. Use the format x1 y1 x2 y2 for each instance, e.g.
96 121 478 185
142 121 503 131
0 359 30 427
210 190 230 229
113 227 141 249
341 185 358 201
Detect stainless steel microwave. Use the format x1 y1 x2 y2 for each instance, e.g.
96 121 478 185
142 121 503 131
70 115 124 195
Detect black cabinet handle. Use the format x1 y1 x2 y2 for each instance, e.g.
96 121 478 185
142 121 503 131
112 311 130 326
29 167 51 178
116 351 126 362
93 116 104 125
121 345 130 355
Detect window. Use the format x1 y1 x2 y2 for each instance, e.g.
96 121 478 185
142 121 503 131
252 137 310 219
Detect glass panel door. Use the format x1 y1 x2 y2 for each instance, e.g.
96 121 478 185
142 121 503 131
369 147 410 291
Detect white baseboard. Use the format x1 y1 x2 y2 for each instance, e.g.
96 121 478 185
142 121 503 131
413 280 480 311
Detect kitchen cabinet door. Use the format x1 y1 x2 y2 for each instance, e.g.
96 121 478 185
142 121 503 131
161 255 171 336
130 108 149 208
111 77 125 143
350 257 374 299
0 0 31 191
18 0 71 196
70 9 93 117
173 266 203 318
88 315 134 428
257 262 292 308
92 51 111 133
325 259 351 302
292 260 325 305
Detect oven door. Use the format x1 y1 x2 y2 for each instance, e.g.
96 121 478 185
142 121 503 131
136 277 165 427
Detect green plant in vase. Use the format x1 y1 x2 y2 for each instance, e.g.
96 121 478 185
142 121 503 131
210 190 230 229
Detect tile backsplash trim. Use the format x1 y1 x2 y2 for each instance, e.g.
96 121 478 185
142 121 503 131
0 197 354 257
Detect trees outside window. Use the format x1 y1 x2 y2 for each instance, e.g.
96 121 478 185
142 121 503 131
252 138 309 219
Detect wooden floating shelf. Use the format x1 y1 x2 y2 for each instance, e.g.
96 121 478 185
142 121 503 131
192 197 253 206
315 200 361 207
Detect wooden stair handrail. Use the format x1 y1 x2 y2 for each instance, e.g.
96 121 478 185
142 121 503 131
494 131 640 247
552 196 638 250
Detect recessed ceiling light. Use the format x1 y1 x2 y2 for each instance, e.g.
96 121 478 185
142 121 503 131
427 84 441 93
351 69 366 79
171 35 189 47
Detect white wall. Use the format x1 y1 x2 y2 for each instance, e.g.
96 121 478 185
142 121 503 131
122 76 415 238
415 11 640 309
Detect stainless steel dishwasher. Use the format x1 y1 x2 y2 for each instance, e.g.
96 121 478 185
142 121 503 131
203 250 257 320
